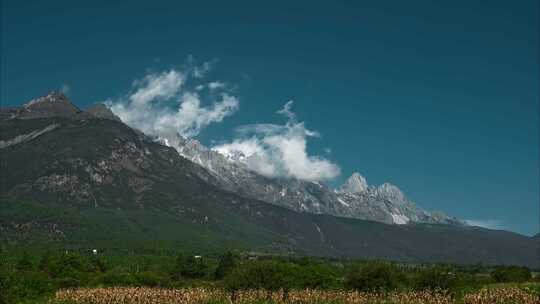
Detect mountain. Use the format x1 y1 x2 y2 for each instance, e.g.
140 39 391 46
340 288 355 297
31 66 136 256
339 173 368 193
156 134 463 226
1 91 81 120
1 92 538 267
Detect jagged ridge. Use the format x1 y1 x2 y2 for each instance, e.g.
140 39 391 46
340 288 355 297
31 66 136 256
156 132 463 226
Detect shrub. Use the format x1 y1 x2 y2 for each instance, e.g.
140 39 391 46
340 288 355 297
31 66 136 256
101 270 137 286
172 254 209 279
224 260 298 292
214 252 237 280
134 271 170 287
50 253 91 279
413 266 456 291
345 261 402 292
6 271 53 301
296 263 339 289
38 251 54 273
491 266 532 283
91 256 108 273
16 252 34 272
54 277 82 289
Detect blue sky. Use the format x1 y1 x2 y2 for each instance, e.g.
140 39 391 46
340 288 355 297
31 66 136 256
1 1 538 235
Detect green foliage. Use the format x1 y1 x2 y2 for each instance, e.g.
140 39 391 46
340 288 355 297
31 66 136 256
16 252 34 272
413 265 456 291
0 248 536 303
224 260 299 292
134 271 170 287
3 271 53 302
345 261 403 292
296 262 339 289
92 256 108 273
214 252 237 280
101 269 137 286
172 254 209 279
491 266 532 283
38 250 54 273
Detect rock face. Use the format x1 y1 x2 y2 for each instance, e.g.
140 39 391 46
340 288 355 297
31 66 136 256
14 91 81 119
339 172 368 193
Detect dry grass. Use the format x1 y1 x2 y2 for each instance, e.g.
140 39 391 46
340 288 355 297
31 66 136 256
462 287 539 304
54 287 538 304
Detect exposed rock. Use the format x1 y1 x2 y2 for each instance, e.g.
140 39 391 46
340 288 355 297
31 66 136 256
17 91 81 119
0 123 60 149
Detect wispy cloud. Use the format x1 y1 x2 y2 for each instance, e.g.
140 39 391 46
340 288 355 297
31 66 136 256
213 101 340 181
192 58 214 78
465 219 504 230
208 81 226 90
106 64 238 139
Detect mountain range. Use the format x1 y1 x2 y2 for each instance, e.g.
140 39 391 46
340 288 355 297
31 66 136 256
152 122 463 226
1 92 538 267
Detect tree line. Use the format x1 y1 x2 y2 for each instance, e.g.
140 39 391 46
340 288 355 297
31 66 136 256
0 249 536 303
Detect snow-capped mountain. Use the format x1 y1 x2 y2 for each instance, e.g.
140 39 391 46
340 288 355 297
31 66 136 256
163 134 463 226
4 92 538 267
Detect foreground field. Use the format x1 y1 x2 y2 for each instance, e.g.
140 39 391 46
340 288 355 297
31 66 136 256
2 249 539 303
55 286 539 304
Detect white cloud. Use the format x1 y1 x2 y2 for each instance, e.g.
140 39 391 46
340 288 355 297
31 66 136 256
105 63 338 182
107 67 238 139
193 61 213 78
130 70 185 106
213 101 340 181
208 81 226 90
465 219 504 230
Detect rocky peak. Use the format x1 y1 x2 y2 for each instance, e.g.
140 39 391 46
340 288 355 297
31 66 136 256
376 183 406 204
339 172 368 193
19 91 80 119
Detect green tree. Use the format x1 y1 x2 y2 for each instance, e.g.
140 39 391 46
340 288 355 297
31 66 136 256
345 261 402 292
172 254 208 279
91 256 108 273
413 265 456 291
224 260 298 301
491 266 532 283
214 252 237 280
16 252 34 272
38 250 54 274
297 263 339 289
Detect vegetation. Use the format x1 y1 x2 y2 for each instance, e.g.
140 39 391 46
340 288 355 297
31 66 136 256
490 265 532 283
0 248 538 303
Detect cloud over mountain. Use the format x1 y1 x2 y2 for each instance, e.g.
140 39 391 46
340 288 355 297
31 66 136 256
106 64 339 181
213 101 341 181
107 66 238 138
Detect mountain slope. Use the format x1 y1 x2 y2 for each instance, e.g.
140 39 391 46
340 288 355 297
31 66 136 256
0 92 537 267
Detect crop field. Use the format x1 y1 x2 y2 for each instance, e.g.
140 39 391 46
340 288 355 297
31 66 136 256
54 286 538 304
